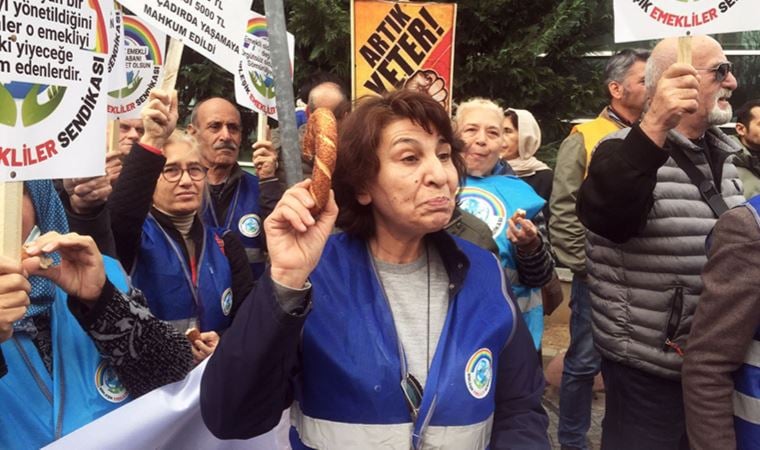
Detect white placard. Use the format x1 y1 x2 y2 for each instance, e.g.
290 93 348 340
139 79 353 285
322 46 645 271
106 5 128 117
614 0 760 43
0 0 112 181
234 12 294 120
107 14 165 119
116 0 251 74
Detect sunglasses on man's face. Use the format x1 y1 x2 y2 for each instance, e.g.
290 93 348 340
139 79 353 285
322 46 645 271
696 62 733 83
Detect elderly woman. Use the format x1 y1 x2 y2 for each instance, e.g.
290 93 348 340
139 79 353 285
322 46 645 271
200 90 549 449
455 98 555 351
109 90 253 362
501 108 553 221
0 180 193 448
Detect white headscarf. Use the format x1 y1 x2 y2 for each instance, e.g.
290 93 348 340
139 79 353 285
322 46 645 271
506 108 550 177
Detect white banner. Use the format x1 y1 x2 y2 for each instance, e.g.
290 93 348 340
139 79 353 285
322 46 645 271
116 0 252 74
45 358 291 449
614 0 760 43
234 12 294 120
0 0 112 181
107 14 166 119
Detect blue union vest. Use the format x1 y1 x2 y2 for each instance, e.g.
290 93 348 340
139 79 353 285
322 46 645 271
202 171 265 280
131 215 233 332
290 233 517 449
734 195 760 450
0 257 131 449
459 175 546 349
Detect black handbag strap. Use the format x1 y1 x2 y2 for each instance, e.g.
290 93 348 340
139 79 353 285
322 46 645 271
668 146 729 218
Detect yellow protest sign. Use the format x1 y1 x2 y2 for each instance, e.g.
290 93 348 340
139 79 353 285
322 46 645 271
352 0 456 111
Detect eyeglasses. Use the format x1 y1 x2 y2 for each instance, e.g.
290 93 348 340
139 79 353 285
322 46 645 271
161 165 206 182
695 62 733 83
400 373 424 422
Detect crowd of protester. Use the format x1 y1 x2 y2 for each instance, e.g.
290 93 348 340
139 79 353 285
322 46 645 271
1 33 760 450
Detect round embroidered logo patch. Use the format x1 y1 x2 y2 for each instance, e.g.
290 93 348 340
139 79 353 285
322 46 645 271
221 288 233 316
95 361 129 403
238 214 261 238
458 187 508 239
465 348 493 399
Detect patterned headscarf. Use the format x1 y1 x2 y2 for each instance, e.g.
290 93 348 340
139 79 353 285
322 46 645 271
14 180 69 329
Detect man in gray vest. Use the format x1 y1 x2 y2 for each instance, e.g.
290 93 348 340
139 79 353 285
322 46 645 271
577 35 745 450
551 48 649 450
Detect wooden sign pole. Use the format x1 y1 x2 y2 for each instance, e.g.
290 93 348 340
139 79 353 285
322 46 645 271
161 38 184 92
256 113 268 142
0 181 23 378
108 119 121 154
678 35 692 65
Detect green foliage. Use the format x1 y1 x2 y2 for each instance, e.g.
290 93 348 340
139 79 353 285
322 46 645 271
176 0 614 166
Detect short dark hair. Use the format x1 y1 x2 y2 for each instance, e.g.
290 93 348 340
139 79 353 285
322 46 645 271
736 99 760 128
334 90 465 239
604 48 650 99
504 109 518 131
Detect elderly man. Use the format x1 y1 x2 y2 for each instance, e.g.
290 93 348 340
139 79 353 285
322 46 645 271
733 100 760 198
454 98 555 351
551 48 649 450
188 97 267 279
577 35 745 449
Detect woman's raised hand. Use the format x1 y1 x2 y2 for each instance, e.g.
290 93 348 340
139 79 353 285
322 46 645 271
264 179 338 289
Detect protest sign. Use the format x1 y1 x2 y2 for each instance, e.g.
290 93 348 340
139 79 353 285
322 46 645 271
0 0 112 182
352 0 456 111
234 12 294 120
107 14 165 119
614 0 759 43
117 0 251 74
106 5 127 99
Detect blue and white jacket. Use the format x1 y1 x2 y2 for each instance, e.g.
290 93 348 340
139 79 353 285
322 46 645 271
201 231 550 449
0 257 131 449
459 175 547 348
202 171 265 280
131 215 233 332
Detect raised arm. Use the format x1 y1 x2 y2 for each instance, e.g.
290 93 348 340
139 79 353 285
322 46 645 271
108 90 178 269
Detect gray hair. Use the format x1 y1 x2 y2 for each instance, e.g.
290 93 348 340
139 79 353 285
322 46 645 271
454 98 504 125
604 48 650 98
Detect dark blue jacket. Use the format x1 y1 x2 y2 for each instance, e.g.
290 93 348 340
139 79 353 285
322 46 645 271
200 231 549 449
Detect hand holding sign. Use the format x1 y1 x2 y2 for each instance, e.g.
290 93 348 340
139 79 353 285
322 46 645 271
640 63 700 147
252 140 278 179
139 89 178 150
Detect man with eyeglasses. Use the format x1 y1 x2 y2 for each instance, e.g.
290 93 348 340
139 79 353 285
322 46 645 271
109 90 255 363
188 97 270 280
577 35 745 450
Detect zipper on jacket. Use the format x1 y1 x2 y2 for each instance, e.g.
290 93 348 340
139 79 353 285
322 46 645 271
663 287 685 356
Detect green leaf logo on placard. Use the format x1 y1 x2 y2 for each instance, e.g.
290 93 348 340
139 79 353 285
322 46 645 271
249 72 276 99
21 84 67 127
108 74 143 99
0 84 17 126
